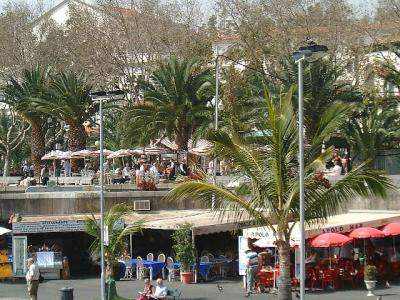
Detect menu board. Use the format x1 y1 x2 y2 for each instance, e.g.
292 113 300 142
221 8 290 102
12 236 27 277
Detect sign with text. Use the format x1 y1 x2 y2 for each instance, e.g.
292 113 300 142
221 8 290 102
12 218 125 234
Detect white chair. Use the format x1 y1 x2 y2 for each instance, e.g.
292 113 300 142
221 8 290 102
207 253 215 262
157 253 166 278
166 257 180 281
200 255 209 263
146 252 154 261
136 257 151 280
123 256 134 279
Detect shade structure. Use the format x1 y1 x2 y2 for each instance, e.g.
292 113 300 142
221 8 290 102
92 149 113 157
382 222 400 236
129 149 144 155
71 149 94 158
0 227 11 235
349 227 385 239
107 149 132 159
144 147 166 155
309 233 353 248
41 150 71 160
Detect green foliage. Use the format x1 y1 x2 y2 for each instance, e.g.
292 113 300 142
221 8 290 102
84 204 143 270
346 103 400 164
364 264 378 281
171 223 194 272
129 58 214 150
168 86 392 300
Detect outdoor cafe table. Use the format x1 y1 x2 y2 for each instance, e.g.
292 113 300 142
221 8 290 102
174 261 213 280
131 259 166 280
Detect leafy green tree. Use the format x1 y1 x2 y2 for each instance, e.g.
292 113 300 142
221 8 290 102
276 58 362 140
346 103 400 165
168 87 392 300
3 67 49 176
129 58 214 150
84 204 142 279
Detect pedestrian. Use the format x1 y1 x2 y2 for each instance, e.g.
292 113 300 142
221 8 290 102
245 248 259 297
26 257 40 300
40 165 50 185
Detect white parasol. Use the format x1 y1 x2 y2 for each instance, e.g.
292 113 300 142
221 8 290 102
107 149 132 159
0 226 11 235
70 149 94 158
91 149 114 157
41 150 71 160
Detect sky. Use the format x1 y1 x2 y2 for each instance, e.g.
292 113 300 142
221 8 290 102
21 0 380 15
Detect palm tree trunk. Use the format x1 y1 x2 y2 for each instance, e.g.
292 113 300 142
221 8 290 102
67 124 86 171
31 121 45 177
277 241 292 300
175 125 190 151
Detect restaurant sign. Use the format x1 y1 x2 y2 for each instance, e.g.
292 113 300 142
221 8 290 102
12 219 124 234
12 220 87 234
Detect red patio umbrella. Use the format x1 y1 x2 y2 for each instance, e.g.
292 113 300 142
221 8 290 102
309 233 353 247
382 222 400 261
349 227 385 265
349 227 384 239
309 233 353 269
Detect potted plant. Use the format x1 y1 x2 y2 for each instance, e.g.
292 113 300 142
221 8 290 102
172 223 194 284
364 264 378 296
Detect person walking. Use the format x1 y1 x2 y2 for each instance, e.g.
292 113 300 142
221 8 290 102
245 249 259 297
26 257 40 300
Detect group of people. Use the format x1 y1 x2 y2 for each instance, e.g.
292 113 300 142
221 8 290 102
137 278 168 300
326 151 351 175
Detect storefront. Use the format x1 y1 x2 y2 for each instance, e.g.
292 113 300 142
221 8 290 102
11 214 100 279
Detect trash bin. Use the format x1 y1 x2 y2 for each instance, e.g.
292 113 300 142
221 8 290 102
105 279 117 300
60 287 73 300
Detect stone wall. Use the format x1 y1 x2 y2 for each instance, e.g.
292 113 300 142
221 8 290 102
0 175 399 219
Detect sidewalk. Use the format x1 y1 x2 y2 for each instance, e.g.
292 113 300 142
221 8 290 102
0 277 399 300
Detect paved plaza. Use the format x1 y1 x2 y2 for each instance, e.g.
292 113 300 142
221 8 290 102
0 277 399 300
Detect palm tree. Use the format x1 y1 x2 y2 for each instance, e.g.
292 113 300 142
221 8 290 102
84 204 142 279
168 87 392 300
346 103 400 165
129 58 214 151
276 58 362 140
3 67 49 176
32 71 95 153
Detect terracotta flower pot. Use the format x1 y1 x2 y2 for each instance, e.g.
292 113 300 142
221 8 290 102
180 271 193 284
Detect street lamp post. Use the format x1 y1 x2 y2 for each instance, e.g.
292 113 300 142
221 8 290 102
212 51 221 210
292 41 328 300
91 89 124 300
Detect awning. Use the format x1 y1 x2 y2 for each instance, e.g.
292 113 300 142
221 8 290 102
242 210 400 240
0 226 11 235
124 209 254 235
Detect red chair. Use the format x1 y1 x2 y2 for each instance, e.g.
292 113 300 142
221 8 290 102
307 268 320 290
256 271 274 293
319 269 338 290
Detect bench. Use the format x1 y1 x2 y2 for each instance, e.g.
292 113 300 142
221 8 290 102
166 289 181 300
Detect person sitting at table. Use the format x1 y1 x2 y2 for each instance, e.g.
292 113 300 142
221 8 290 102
123 163 131 179
149 278 167 300
142 278 154 297
305 249 319 267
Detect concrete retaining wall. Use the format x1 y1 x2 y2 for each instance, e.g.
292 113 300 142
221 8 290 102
1 175 399 219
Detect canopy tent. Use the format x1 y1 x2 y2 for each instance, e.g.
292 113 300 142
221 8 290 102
243 210 400 242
